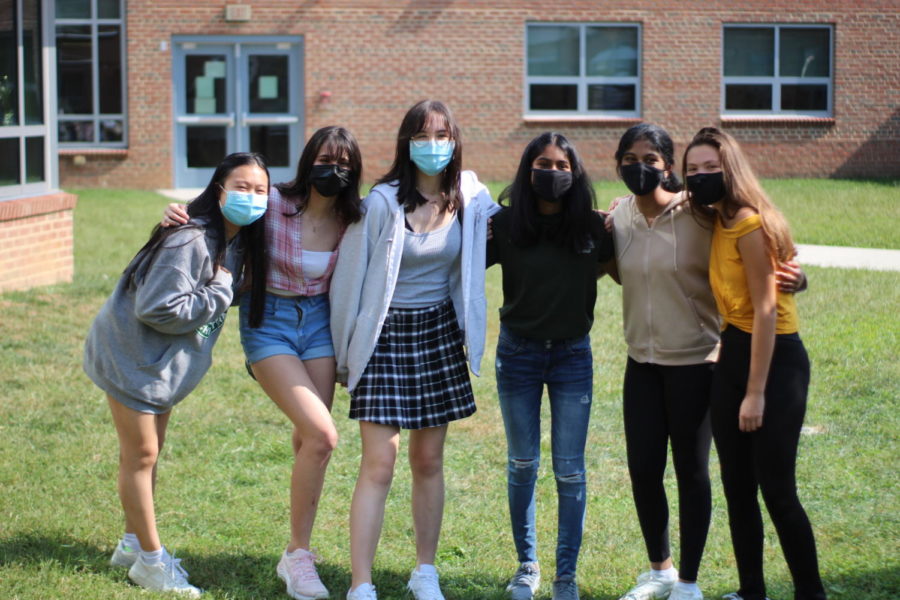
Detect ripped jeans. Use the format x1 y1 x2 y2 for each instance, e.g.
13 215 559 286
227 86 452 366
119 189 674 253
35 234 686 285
495 325 593 580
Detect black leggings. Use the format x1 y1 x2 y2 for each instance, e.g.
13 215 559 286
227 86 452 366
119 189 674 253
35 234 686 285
711 326 826 600
623 357 713 582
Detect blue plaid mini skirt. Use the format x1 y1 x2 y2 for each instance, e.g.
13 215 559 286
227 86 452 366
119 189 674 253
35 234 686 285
350 298 476 429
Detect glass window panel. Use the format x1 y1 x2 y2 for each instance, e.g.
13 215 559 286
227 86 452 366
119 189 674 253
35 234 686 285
98 0 121 19
56 0 91 19
780 28 830 77
586 26 638 76
56 25 93 114
529 84 578 110
250 125 289 167
781 84 827 111
23 0 43 125
0 137 20 185
187 126 226 167
58 119 94 142
249 55 288 113
186 55 227 114
527 26 579 76
724 28 774 76
100 118 124 141
1 0 18 127
725 84 772 110
98 25 122 113
588 84 635 110
25 136 44 183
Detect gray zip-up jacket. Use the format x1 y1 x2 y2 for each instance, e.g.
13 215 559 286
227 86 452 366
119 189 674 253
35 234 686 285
330 170 500 392
83 224 241 413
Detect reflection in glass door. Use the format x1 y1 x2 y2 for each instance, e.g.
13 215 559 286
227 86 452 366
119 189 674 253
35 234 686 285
173 37 303 187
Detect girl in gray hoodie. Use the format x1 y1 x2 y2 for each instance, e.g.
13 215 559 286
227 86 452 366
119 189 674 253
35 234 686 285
83 152 270 596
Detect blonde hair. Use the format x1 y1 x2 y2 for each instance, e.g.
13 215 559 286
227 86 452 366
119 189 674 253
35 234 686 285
683 127 795 262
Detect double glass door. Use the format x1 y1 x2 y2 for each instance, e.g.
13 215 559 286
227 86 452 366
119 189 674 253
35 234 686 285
173 37 303 187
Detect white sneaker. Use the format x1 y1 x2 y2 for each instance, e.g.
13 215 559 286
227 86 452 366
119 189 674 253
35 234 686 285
669 583 704 600
407 565 445 600
109 539 139 568
619 571 677 600
276 548 330 600
507 562 541 600
347 582 377 600
128 549 202 597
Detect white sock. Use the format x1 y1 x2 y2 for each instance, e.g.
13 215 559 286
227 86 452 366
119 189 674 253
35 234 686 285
140 548 164 564
122 533 142 551
674 581 700 592
416 564 437 575
652 567 678 581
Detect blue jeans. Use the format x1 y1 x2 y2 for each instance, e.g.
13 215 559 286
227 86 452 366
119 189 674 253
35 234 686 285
494 325 593 580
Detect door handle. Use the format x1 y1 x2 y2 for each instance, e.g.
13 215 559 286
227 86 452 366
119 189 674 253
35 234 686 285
176 114 236 127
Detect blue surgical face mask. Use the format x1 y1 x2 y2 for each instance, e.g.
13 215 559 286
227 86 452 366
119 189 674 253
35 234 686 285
221 189 268 226
409 140 455 176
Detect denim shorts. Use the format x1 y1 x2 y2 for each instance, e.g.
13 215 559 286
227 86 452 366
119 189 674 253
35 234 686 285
239 292 334 365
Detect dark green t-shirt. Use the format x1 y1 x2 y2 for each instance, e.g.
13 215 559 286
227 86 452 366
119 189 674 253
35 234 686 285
486 207 613 340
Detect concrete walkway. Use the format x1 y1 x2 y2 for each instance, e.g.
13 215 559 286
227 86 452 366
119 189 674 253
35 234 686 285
157 189 900 272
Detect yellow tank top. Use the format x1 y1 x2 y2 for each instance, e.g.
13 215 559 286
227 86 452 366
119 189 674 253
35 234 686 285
709 214 799 334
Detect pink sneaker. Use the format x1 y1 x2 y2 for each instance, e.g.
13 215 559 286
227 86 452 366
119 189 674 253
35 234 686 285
276 548 329 600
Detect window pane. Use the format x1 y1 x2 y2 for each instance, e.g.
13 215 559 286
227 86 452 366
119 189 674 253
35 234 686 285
57 25 93 114
25 136 44 183
23 0 44 125
187 126 226 168
1 0 18 127
724 28 774 76
588 84 635 110
98 0 121 19
586 26 638 77
58 119 94 142
0 137 20 185
186 55 227 114
100 118 124 141
249 55 288 113
250 125 289 167
781 84 827 111
528 26 579 76
725 84 772 110
529 84 577 110
56 0 91 18
98 25 122 113
780 28 830 77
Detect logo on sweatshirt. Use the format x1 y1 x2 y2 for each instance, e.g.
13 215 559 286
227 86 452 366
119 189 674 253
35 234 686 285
196 311 227 339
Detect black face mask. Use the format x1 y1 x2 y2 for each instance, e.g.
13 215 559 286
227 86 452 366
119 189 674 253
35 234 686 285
310 164 351 197
620 162 664 197
687 172 726 206
531 169 573 203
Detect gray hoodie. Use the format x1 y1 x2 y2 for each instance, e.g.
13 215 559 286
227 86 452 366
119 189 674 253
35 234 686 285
83 224 242 413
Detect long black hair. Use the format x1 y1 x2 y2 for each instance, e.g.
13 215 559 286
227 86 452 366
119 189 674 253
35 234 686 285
276 125 363 225
614 123 682 193
499 132 596 254
376 99 463 213
123 152 270 327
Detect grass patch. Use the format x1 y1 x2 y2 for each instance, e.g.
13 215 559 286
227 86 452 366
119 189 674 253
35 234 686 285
1 185 898 599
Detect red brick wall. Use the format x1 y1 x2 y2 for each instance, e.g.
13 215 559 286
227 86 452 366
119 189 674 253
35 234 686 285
0 193 78 293
58 0 900 188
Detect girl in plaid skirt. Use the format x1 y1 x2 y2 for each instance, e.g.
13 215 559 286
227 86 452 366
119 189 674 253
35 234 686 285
331 100 500 600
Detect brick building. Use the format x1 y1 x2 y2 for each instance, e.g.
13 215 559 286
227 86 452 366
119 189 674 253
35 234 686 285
2 1 898 291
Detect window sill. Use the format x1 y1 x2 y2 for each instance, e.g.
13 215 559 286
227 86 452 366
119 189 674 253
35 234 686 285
523 115 643 125
59 148 129 156
720 116 835 126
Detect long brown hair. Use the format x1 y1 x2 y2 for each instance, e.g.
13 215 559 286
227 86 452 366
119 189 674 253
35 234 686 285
683 127 795 262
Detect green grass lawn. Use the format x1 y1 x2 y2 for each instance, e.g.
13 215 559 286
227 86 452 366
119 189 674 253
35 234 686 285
1 184 898 599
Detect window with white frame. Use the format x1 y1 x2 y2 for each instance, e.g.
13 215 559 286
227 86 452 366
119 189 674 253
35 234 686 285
722 24 832 117
525 23 641 117
1 0 52 198
55 0 125 146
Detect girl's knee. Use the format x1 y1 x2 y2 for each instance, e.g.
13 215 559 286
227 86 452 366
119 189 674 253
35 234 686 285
410 452 443 479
